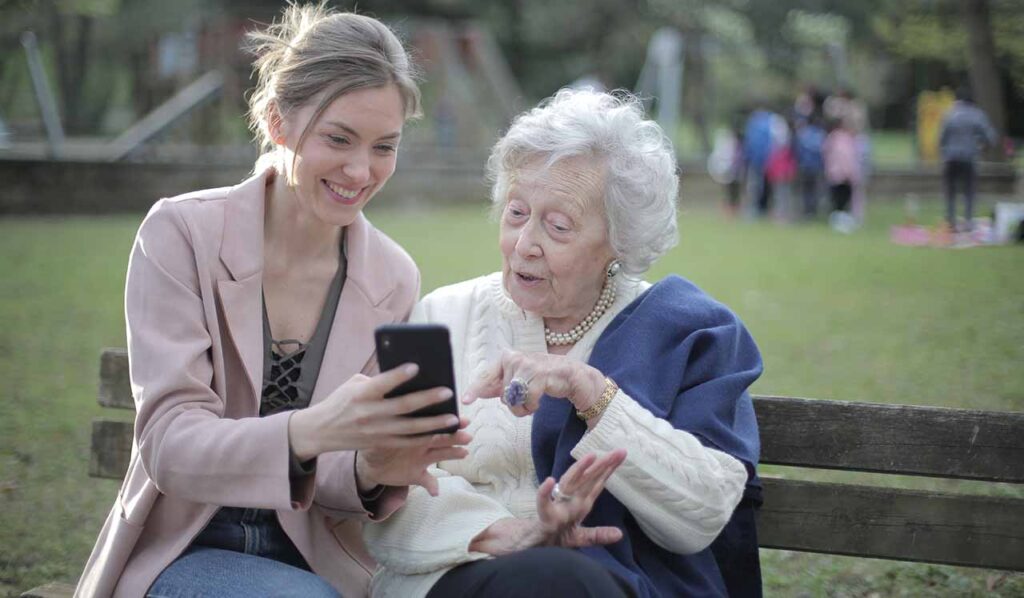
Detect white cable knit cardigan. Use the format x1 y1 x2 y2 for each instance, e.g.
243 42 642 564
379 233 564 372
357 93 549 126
362 273 748 597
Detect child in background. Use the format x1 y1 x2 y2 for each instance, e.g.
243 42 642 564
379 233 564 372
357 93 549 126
765 120 797 223
822 118 861 233
744 105 776 217
708 123 746 218
795 117 826 219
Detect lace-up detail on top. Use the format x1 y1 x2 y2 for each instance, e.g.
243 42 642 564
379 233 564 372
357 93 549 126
261 339 308 416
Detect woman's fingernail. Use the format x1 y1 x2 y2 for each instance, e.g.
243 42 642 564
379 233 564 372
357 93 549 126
404 363 419 376
439 388 453 400
447 416 459 426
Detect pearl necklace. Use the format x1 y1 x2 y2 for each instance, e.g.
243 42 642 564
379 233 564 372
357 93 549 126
544 276 617 346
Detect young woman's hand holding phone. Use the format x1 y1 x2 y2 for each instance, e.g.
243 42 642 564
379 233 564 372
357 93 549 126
287 362 471 496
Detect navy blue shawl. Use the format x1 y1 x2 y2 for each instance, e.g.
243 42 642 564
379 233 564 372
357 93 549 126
531 276 763 597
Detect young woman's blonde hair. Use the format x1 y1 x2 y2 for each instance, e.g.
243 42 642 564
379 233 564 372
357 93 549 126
246 2 421 166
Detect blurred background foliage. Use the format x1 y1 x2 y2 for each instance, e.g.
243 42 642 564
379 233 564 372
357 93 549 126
2 0 1024 156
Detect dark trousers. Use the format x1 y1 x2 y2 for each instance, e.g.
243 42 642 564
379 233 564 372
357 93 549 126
726 180 742 210
944 159 976 227
799 170 822 218
427 546 635 598
710 493 763 598
830 182 852 213
756 175 772 217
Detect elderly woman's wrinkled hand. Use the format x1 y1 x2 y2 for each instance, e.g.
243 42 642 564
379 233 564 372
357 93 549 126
463 350 607 418
468 449 626 556
536 449 626 547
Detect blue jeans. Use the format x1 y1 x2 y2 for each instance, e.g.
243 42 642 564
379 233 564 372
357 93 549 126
147 507 340 598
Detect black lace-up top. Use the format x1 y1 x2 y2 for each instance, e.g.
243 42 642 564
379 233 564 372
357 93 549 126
260 230 347 417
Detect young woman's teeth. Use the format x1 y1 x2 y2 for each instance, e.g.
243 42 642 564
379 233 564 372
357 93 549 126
327 181 359 199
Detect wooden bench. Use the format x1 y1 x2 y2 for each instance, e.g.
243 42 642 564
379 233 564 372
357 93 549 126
22 348 1024 596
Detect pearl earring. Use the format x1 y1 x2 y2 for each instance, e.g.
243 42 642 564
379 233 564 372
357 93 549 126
606 259 621 278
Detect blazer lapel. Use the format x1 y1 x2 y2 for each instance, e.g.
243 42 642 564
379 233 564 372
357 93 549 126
312 285 393 404
218 275 263 408
312 214 398 405
217 169 270 409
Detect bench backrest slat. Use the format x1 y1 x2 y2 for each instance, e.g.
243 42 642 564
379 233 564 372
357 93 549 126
755 395 1024 483
98 348 133 409
89 420 133 479
758 477 1024 571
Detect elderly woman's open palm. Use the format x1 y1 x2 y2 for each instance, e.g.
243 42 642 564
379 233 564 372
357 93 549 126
467 450 627 557
535 451 627 546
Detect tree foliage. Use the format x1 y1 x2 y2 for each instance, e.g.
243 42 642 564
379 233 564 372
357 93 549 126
874 0 1024 94
2 0 1021 138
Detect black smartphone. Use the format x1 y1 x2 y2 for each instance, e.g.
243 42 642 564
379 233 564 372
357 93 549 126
374 323 459 435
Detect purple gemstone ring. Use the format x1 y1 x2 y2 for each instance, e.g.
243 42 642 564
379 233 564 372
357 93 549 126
501 377 531 408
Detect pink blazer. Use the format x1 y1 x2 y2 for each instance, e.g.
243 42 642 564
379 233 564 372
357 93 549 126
76 168 420 597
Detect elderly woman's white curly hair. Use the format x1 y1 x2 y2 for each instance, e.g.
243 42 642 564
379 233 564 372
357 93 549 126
487 88 679 276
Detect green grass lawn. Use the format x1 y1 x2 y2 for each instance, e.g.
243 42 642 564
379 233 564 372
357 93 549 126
1 193 1023 596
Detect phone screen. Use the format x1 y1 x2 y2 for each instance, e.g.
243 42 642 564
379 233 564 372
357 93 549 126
374 323 459 434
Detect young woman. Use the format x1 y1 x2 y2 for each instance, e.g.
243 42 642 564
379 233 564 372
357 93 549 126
76 5 469 597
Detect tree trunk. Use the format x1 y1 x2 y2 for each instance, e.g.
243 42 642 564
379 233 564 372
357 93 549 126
505 0 526 81
0 54 19 115
684 32 711 158
67 14 93 133
49 6 95 135
129 46 151 118
961 0 1006 160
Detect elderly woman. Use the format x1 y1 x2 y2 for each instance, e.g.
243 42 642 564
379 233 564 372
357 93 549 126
364 89 763 597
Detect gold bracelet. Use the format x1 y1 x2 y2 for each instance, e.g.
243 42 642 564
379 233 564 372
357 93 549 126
576 377 618 421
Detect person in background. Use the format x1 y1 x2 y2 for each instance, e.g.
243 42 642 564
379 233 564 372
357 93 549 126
825 87 871 225
794 85 816 124
939 86 999 231
822 117 862 233
825 87 868 137
76 5 470 597
795 116 827 219
363 88 764 598
744 103 777 218
766 118 797 223
708 116 746 218
793 84 826 126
